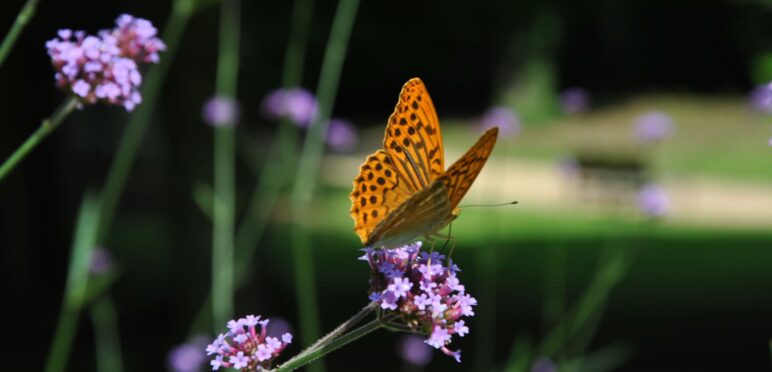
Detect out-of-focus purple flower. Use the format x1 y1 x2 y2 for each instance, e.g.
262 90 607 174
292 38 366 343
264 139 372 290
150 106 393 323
206 315 292 371
636 183 670 218
360 242 475 363
89 248 113 275
531 357 557 372
398 335 433 366
202 96 240 127
480 106 520 138
46 15 164 111
749 83 772 114
261 88 318 127
326 118 358 153
559 87 590 114
168 336 209 372
632 110 674 143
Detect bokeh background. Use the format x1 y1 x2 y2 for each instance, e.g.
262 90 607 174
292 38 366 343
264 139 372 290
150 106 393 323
1 0 771 371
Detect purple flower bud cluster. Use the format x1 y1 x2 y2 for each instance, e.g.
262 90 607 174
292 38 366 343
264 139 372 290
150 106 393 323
261 88 318 127
636 183 670 218
206 315 293 371
632 110 674 143
749 83 772 114
559 87 590 114
480 106 520 138
359 242 476 363
45 14 165 111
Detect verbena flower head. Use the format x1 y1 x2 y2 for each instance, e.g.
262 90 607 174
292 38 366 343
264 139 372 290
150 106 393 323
168 336 209 372
261 88 318 127
398 335 433 366
559 87 590 114
632 110 674 143
206 315 292 371
107 14 166 63
202 96 241 127
360 242 475 363
326 118 358 153
480 106 520 138
45 15 164 111
749 83 772 114
636 183 670 218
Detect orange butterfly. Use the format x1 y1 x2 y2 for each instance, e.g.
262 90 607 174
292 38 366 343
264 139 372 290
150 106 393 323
349 78 498 248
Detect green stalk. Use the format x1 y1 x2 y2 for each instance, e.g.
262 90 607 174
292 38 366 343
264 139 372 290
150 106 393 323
45 193 101 372
0 0 39 68
96 0 194 244
289 2 359 370
90 295 123 372
211 0 241 328
0 96 78 182
188 0 316 336
275 318 385 372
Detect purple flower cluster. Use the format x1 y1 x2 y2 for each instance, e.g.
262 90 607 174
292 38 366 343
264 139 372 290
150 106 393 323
559 87 590 114
261 88 318 127
360 242 476 362
749 83 772 114
206 315 293 371
480 106 520 138
202 96 241 127
636 183 670 218
168 336 209 372
632 110 674 143
45 14 165 111
326 118 358 153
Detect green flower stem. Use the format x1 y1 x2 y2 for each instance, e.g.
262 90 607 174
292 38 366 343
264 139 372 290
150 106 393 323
187 0 315 337
45 193 101 372
274 317 386 372
0 96 78 183
289 2 359 369
90 295 123 372
537 241 635 359
96 0 194 244
211 0 241 329
0 0 39 68
293 302 378 361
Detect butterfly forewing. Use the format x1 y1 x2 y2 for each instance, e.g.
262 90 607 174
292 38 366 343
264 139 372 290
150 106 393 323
350 150 413 244
383 78 445 190
441 127 499 208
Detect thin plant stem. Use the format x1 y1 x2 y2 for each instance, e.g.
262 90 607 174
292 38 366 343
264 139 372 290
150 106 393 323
90 295 123 372
289 2 359 369
0 96 78 182
45 193 101 372
96 1 194 244
188 0 315 336
0 0 39 68
211 0 241 328
274 317 387 372
45 308 80 372
293 302 378 360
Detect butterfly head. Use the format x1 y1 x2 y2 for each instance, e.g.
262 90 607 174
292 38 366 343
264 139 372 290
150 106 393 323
451 207 461 219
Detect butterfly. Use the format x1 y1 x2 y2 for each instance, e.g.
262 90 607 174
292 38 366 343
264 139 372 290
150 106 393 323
349 78 498 249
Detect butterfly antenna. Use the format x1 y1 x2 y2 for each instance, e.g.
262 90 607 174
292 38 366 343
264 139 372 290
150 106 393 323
458 200 518 208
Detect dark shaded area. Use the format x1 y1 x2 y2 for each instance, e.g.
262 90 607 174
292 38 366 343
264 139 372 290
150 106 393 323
0 0 770 370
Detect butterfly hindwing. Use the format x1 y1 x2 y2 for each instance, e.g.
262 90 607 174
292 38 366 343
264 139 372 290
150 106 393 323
367 178 454 249
350 150 414 244
383 78 445 191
